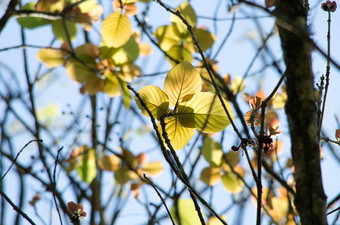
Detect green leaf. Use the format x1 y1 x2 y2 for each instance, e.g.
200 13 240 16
178 92 235 133
166 45 193 67
135 85 169 119
170 2 197 36
164 61 201 107
16 2 51 29
112 37 139 65
170 199 204 225
103 71 121 97
159 117 195 150
224 151 240 169
77 148 97 184
65 59 97 83
52 19 77 42
36 48 65 68
193 28 216 51
118 78 131 108
154 25 181 51
221 172 244 193
201 137 223 167
114 168 138 185
75 43 100 63
200 166 221 186
101 12 132 48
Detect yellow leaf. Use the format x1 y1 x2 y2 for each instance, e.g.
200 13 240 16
101 12 132 48
37 48 65 68
201 137 223 167
164 61 201 107
65 59 97 83
269 197 289 222
159 116 195 150
166 45 193 67
154 25 181 51
170 199 205 225
271 93 287 109
138 42 152 56
135 85 169 119
98 154 121 171
207 216 227 225
103 72 121 97
200 167 221 186
142 161 163 176
178 92 235 133
52 20 77 42
221 172 244 193
170 1 197 36
230 77 245 94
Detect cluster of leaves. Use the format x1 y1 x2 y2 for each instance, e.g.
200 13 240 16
66 146 163 189
134 61 235 150
154 1 215 66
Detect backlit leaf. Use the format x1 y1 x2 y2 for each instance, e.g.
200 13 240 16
103 71 121 97
193 28 216 51
119 64 140 82
101 12 132 48
221 172 244 193
164 61 201 107
114 168 138 185
77 148 97 184
230 77 245 94
154 25 181 51
170 199 204 225
16 2 51 29
75 43 100 62
52 20 77 42
207 216 227 225
159 117 195 150
200 166 221 186
166 45 193 67
65 59 97 83
112 37 139 65
98 154 121 171
142 161 163 176
224 151 240 169
178 92 235 133
201 137 223 167
118 79 131 108
37 48 65 68
122 148 139 169
170 2 197 36
82 76 104 95
135 85 169 119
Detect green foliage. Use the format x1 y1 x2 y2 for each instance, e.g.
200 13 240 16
16 2 51 29
170 199 205 225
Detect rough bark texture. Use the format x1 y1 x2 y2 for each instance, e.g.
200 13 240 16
275 1 328 224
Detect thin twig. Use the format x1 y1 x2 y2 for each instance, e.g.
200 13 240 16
143 174 176 225
0 139 42 181
53 147 64 225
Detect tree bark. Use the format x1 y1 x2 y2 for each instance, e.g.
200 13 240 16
275 1 328 224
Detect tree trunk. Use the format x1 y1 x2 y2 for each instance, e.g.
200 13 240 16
275 1 328 224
